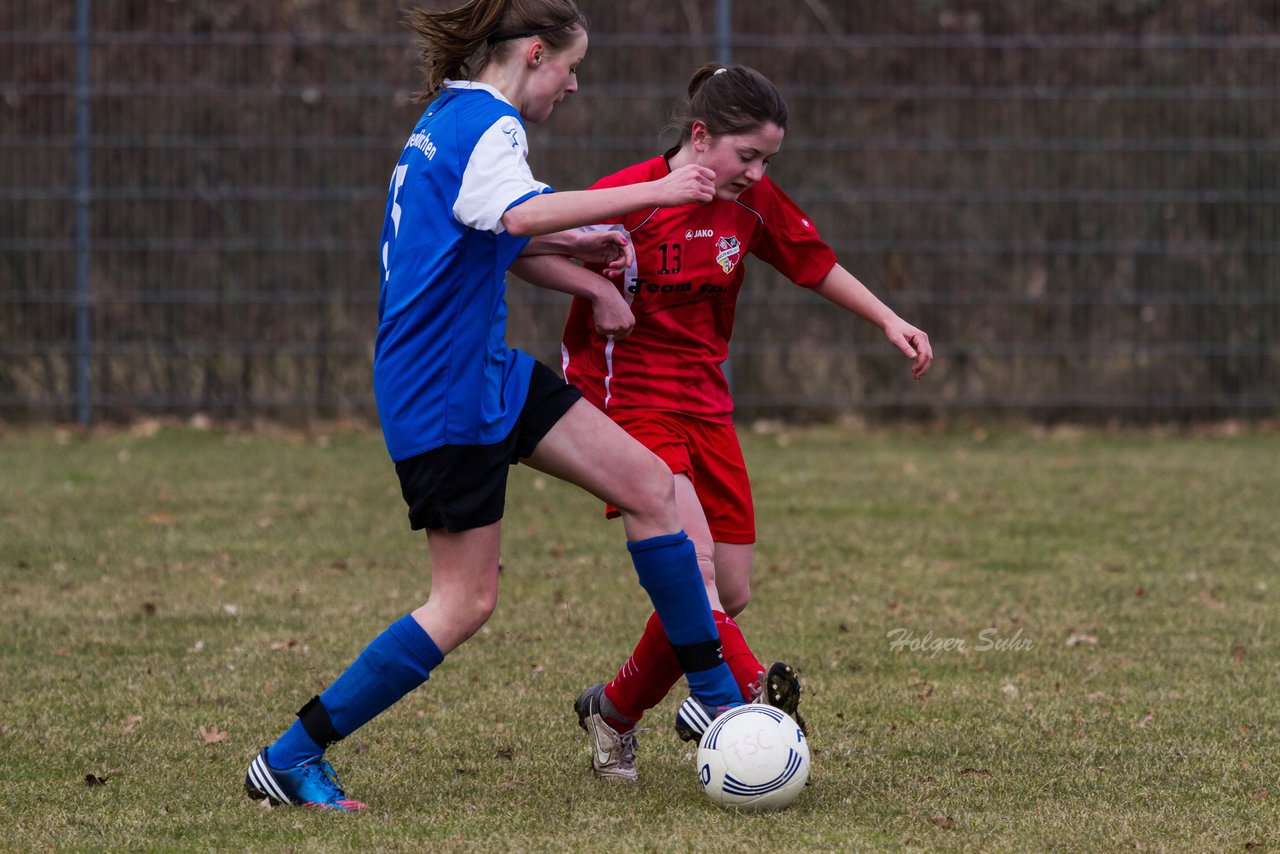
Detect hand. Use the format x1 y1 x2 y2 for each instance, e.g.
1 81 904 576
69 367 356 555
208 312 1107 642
569 230 634 279
883 318 933 380
590 283 635 340
653 164 716 207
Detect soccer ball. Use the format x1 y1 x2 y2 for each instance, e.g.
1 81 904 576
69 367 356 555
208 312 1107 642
696 704 810 812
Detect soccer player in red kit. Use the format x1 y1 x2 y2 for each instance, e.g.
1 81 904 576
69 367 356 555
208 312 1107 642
520 63 932 781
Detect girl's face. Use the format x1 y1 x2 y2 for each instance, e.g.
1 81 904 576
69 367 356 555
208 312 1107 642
521 29 588 123
689 120 786 201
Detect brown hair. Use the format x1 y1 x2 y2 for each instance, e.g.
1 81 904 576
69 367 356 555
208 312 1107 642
670 63 789 145
406 0 587 101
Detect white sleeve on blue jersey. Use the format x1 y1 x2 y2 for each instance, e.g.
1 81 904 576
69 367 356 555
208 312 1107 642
453 115 551 234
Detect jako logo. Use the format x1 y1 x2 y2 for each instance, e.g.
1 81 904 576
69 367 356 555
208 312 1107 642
685 228 714 240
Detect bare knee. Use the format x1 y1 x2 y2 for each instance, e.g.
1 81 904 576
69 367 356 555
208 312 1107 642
719 583 750 617
614 453 677 527
457 587 498 637
418 584 498 649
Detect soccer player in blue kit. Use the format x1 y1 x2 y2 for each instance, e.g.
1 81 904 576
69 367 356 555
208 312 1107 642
242 0 749 811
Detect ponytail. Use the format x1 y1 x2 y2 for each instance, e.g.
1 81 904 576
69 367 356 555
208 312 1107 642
406 0 587 100
670 62 789 144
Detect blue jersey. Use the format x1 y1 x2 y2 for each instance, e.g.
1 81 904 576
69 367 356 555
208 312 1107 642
374 81 552 462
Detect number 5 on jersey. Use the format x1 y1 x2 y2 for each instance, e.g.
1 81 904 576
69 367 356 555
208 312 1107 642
382 163 409 281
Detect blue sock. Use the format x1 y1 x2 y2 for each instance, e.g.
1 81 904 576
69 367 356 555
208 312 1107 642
267 615 444 769
628 531 742 708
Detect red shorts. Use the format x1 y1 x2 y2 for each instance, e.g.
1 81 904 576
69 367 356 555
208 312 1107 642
605 409 755 544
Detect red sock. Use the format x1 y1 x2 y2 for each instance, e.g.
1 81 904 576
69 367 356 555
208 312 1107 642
603 611 683 724
714 611 764 700
603 610 765 724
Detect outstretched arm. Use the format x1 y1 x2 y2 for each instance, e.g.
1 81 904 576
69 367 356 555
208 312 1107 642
812 264 933 380
501 165 716 237
509 255 635 340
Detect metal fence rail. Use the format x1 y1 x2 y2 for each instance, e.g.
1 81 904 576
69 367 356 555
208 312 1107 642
3 0 1278 423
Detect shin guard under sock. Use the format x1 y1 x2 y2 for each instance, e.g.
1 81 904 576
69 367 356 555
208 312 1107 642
268 614 444 769
627 532 740 708
604 611 685 722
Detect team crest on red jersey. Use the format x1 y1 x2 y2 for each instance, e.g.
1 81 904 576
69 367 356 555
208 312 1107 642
715 235 741 274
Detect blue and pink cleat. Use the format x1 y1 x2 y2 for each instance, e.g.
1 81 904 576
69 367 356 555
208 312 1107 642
244 748 367 811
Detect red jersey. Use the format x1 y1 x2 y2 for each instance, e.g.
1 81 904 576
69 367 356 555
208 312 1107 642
561 154 838 423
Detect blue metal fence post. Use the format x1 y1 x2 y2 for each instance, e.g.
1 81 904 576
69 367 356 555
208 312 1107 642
75 0 92 425
716 0 732 64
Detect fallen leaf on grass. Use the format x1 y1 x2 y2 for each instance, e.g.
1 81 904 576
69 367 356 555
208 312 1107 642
0 725 9 738
147 513 178 526
122 714 143 733
1199 586 1227 611
929 815 957 830
187 640 205 654
198 725 228 745
1232 644 1247 662
1137 709 1155 728
1252 789 1269 800
1065 632 1098 647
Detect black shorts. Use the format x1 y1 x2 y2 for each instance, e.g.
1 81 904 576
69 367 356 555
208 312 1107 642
394 360 582 533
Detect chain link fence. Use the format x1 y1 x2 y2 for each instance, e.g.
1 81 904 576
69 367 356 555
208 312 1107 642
3 1 1278 423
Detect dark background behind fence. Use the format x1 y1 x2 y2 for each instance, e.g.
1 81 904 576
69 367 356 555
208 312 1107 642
3 0 1278 424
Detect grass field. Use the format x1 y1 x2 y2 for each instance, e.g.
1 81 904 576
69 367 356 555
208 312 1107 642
1 421 1277 852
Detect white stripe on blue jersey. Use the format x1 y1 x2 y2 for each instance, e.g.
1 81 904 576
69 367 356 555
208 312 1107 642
454 114 549 233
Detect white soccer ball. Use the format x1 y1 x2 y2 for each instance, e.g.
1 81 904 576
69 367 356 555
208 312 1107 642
696 704 810 812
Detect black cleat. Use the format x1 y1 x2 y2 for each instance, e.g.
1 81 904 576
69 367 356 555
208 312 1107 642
761 661 807 736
